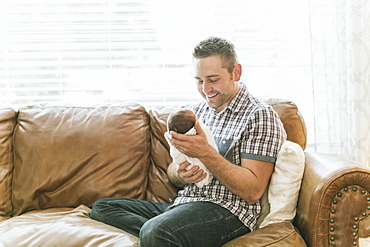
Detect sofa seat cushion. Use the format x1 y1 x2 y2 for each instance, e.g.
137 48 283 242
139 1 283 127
222 221 306 246
0 205 139 247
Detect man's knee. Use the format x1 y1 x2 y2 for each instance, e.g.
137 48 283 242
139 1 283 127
90 198 111 220
139 216 181 247
139 217 161 241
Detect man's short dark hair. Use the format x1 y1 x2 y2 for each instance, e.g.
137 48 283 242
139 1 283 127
193 37 238 74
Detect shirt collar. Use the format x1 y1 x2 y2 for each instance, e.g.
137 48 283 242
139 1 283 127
226 82 248 113
204 82 249 115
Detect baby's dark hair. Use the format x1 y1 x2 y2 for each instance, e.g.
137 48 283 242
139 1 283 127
167 109 196 134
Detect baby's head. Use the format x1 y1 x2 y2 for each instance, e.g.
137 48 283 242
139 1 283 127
167 109 196 134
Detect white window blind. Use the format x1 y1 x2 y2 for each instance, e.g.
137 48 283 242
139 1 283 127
0 0 313 133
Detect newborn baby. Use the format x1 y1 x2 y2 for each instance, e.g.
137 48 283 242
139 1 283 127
164 109 218 188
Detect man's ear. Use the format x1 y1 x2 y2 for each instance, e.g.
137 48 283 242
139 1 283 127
233 63 242 81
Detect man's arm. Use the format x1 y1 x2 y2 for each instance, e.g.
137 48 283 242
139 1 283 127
169 121 274 204
197 147 273 204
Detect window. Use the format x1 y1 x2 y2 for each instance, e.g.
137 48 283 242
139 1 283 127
0 0 313 143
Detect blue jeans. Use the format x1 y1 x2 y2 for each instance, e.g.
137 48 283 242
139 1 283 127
90 198 250 247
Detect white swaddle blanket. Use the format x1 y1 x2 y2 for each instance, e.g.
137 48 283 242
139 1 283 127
164 120 218 188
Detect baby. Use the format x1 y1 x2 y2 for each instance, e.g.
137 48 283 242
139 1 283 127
164 109 218 188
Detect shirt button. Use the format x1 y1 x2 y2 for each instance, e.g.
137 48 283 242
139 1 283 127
222 140 226 144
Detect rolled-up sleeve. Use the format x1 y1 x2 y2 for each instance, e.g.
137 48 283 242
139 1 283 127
241 107 287 162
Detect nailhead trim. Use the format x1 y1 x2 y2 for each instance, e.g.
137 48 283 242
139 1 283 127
328 185 370 246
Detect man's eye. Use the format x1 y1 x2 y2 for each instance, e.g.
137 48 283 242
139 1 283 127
197 80 203 84
209 79 219 83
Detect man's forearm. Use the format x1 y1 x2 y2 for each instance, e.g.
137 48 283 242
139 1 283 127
198 148 274 204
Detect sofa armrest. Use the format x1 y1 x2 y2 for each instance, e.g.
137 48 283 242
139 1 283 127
222 221 306 247
295 152 370 247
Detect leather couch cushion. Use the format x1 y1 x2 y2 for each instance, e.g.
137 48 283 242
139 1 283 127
222 221 307 246
12 103 150 215
146 107 180 203
0 205 139 246
0 107 17 216
264 99 307 150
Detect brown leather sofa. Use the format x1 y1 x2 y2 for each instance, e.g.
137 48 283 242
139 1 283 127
0 99 369 246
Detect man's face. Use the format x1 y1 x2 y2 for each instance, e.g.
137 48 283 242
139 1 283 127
194 55 240 113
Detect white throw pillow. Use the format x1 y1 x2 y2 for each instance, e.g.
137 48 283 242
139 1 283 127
259 140 305 228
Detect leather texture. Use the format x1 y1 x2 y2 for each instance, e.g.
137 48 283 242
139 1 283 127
12 103 151 215
0 205 139 246
146 106 181 203
0 99 369 246
295 152 370 247
264 98 307 150
223 221 307 247
0 107 16 217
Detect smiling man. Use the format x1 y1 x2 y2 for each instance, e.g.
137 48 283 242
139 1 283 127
90 37 287 247
194 57 240 112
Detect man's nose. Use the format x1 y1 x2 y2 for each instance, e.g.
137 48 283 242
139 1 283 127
202 82 212 94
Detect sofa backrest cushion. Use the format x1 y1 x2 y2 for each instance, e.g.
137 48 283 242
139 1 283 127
264 98 307 150
0 108 17 216
12 103 151 215
146 106 183 203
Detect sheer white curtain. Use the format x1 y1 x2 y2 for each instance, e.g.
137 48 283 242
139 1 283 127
309 0 370 167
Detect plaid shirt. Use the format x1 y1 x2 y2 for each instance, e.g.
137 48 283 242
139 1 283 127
172 82 287 231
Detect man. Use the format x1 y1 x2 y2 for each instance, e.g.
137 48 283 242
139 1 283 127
90 37 286 246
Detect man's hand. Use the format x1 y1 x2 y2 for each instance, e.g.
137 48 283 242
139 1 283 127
169 120 211 159
177 161 207 184
167 161 207 188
